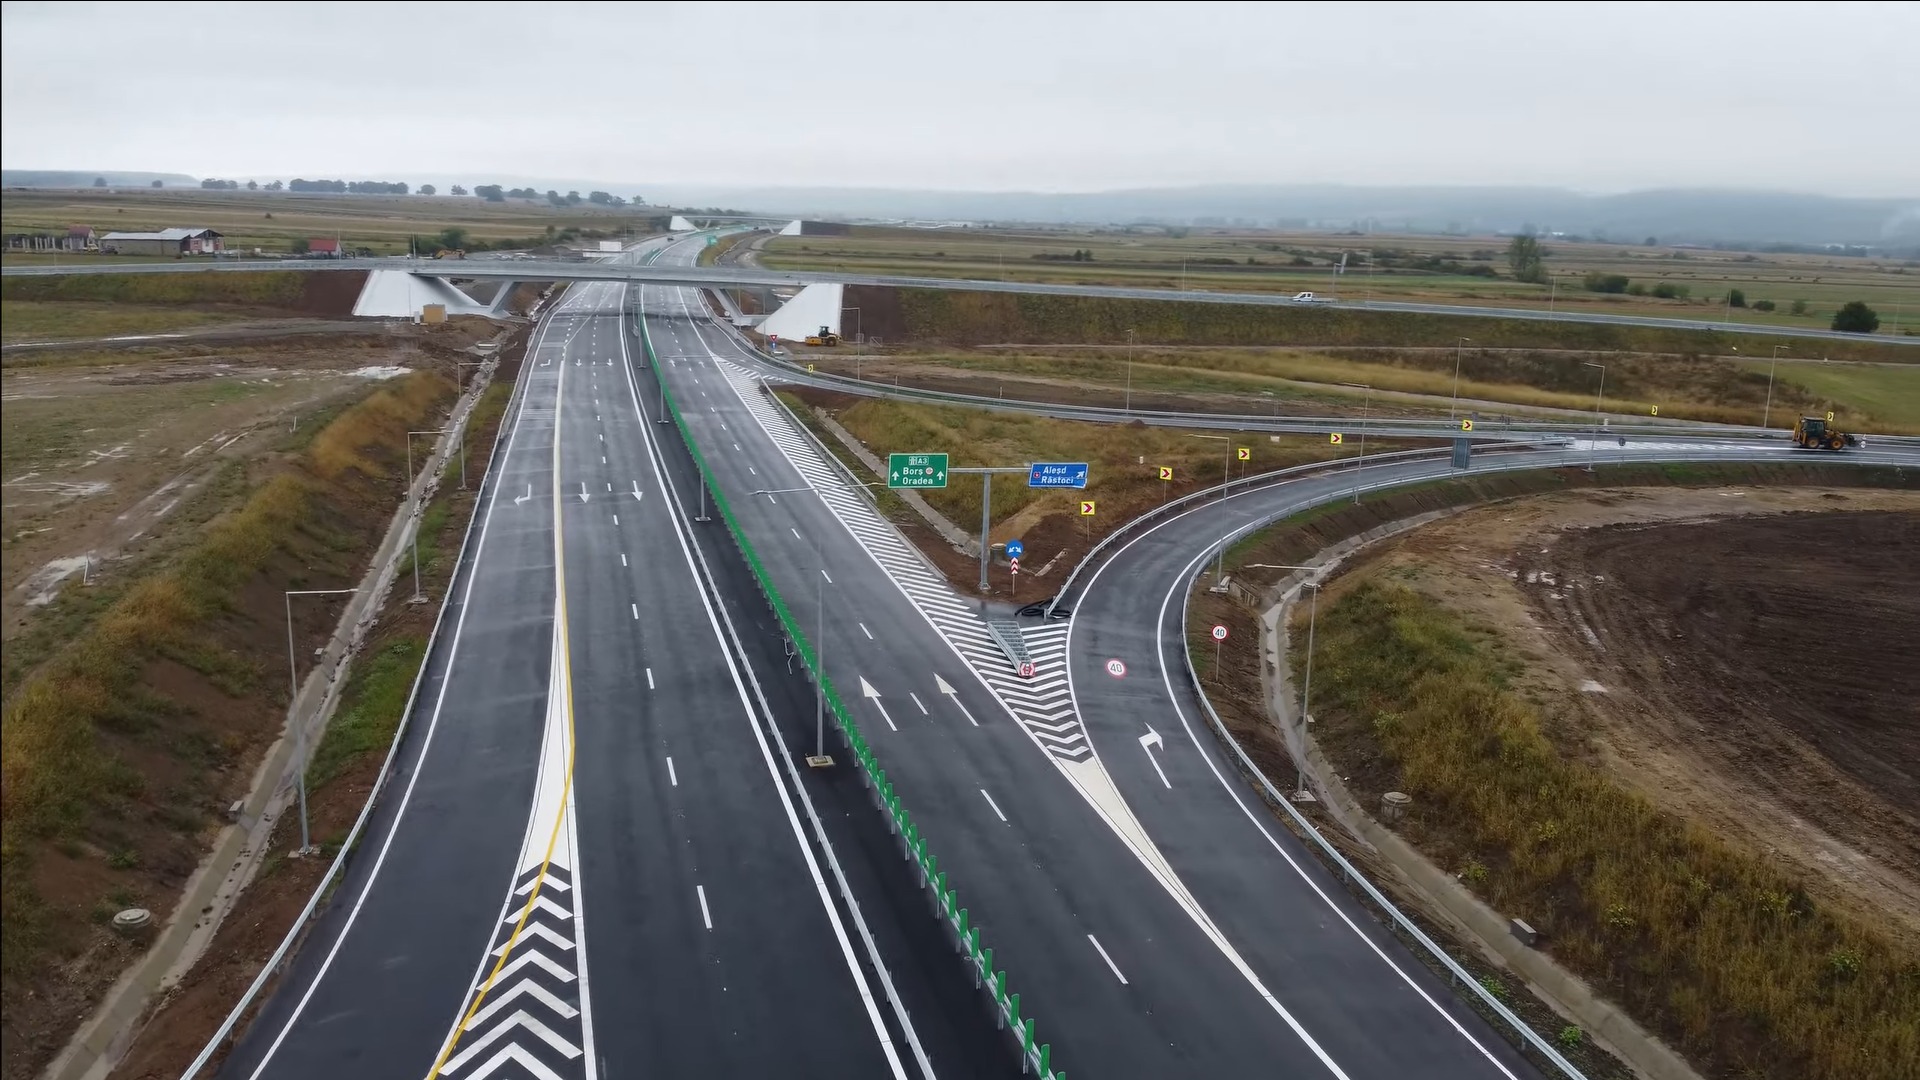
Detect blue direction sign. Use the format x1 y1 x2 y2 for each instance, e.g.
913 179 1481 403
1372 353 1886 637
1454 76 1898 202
1028 462 1090 489
1005 539 1025 559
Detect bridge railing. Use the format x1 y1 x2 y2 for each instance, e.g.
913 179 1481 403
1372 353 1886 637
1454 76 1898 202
639 315 1069 1080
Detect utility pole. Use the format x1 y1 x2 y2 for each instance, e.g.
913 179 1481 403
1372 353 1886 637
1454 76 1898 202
1584 361 1607 472
1450 337 1472 420
809 571 830 766
1340 382 1372 502
1764 345 1788 430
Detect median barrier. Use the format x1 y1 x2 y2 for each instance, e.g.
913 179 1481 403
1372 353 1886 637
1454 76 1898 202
640 315 1067 1079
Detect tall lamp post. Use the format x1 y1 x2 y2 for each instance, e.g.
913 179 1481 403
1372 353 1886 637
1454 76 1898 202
1339 382 1372 502
285 588 356 854
1187 432 1234 582
1124 327 1136 414
1583 361 1607 472
1449 337 1472 420
1764 345 1788 430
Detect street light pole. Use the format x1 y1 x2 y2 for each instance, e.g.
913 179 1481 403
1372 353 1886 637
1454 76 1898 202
1764 345 1788 430
285 587 356 855
816 572 826 760
1340 382 1371 502
1583 361 1607 472
405 429 459 600
1450 337 1471 420
1297 581 1320 798
1124 327 1136 414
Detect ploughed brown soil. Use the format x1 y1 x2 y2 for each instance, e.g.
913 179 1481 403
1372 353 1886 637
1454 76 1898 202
1515 509 1920 922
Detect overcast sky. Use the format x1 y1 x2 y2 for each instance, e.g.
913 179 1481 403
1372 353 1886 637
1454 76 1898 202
3 1 1916 197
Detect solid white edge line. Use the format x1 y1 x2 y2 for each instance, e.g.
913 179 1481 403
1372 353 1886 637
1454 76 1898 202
1088 934 1129 985
628 282 919 1080
1151 522 1521 1077
245 277 560 1079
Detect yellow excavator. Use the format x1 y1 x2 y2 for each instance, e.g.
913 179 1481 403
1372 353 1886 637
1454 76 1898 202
804 325 841 347
1792 414 1861 450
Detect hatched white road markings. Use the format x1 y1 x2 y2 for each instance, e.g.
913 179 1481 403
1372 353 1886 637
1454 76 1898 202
694 355 1089 759
980 788 1009 823
1088 934 1129 985
696 885 713 930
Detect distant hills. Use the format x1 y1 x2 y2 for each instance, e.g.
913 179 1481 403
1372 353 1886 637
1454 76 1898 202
3 169 199 189
644 183 1920 250
7 169 1914 249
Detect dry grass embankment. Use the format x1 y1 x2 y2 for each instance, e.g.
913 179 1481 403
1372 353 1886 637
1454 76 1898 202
843 286 1917 363
1298 576 1919 1080
0 371 453 1078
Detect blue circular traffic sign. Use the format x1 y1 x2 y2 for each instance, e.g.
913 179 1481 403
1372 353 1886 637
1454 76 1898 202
1005 539 1025 559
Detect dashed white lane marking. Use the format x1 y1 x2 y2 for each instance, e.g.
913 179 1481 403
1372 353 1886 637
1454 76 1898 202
646 668 655 690
980 788 1008 823
791 527 803 541
1089 934 1128 985
612 514 618 526
909 692 928 716
620 553 627 567
631 603 638 620
667 757 677 786
696 886 713 930
820 568 833 584
859 623 873 640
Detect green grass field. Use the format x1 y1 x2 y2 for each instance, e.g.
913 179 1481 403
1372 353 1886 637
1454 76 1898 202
766 225 1918 335
0 300 254 343
1744 361 1920 429
2 187 661 257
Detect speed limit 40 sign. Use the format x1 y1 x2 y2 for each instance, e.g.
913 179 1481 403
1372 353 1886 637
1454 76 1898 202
1211 624 1229 641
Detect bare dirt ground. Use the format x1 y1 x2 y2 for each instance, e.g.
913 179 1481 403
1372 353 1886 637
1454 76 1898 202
1350 488 1920 940
2 319 500 653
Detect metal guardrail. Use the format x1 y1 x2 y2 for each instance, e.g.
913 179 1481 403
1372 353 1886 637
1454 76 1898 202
640 312 1069 1079
176 323 539 1078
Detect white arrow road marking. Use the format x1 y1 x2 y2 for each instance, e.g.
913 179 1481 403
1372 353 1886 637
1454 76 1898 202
514 484 532 505
492 921 574 955
457 1043 566 1080
630 480 643 500
514 874 569 896
466 979 579 1027
1139 726 1171 789
491 948 575 984
979 788 1008 823
578 482 589 503
860 676 897 732
444 1010 581 1073
934 674 979 727
503 893 573 925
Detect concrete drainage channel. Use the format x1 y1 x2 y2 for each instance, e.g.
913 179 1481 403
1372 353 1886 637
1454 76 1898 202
41 333 519 1080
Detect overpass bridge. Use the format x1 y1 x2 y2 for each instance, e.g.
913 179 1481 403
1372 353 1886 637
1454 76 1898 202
4 254 1914 346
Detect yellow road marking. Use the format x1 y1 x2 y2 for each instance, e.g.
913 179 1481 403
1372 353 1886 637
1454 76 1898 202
428 325 580 1078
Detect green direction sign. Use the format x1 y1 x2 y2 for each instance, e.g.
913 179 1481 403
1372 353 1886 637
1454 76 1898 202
888 452 949 489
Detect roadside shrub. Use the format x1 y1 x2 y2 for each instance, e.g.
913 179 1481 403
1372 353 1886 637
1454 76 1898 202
1753 299 1776 312
1651 282 1689 300
1583 272 1631 293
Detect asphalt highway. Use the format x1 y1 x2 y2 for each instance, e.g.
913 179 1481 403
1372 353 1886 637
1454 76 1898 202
636 232 1546 1077
220 262 955 1079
